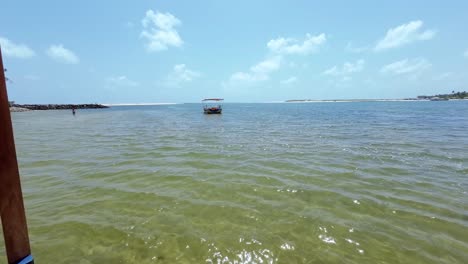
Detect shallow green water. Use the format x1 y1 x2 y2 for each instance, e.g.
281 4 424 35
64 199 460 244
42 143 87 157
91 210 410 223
2 102 468 263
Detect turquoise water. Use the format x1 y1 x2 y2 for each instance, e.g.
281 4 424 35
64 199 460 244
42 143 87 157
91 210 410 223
2 101 468 263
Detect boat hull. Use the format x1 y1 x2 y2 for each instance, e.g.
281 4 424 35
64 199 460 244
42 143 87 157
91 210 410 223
204 108 222 114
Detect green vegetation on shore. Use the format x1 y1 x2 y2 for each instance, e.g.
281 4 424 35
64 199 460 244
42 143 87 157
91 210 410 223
286 91 468 102
418 91 468 100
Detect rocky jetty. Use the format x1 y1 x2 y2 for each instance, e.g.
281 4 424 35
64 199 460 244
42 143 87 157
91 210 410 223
11 103 109 110
9 106 31 112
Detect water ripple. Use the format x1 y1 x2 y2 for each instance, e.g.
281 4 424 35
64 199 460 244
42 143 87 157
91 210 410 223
4 102 468 263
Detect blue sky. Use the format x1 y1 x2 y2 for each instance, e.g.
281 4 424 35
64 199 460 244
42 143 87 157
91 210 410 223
1 0 468 103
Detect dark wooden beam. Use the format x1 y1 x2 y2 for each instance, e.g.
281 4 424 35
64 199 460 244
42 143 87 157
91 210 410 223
0 48 33 263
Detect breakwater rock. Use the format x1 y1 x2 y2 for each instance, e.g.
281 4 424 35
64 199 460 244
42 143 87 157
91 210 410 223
11 104 109 110
10 107 31 112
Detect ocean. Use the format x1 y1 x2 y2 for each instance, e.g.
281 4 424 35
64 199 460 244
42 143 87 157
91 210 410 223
2 101 468 263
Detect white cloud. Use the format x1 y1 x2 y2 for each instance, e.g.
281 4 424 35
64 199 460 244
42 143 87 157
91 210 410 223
230 57 281 82
0 37 35 58
165 64 200 86
375 20 436 51
267 33 326 55
230 72 259 82
281 76 298 85
323 59 365 76
141 10 183 52
345 42 368 53
227 32 325 87
46 44 79 64
172 64 200 81
106 75 139 87
251 57 281 74
432 72 453 81
323 66 338 76
380 58 431 75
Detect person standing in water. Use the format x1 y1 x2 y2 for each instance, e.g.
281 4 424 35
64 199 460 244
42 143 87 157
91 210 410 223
72 106 76 116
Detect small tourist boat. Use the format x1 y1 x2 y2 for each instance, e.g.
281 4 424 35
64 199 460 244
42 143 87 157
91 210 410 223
202 98 223 114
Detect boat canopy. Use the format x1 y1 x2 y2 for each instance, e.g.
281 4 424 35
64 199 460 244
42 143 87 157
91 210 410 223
202 98 224 101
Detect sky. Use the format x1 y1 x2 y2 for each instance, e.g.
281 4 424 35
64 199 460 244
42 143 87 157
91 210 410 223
1 0 468 103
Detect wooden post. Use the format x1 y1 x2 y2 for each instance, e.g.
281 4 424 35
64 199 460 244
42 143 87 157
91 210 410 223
0 48 33 263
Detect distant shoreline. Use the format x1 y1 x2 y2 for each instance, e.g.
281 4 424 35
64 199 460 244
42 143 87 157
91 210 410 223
103 103 179 106
284 98 468 103
284 92 468 103
9 99 468 113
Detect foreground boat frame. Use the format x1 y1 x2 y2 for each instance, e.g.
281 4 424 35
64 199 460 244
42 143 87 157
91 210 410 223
0 48 34 264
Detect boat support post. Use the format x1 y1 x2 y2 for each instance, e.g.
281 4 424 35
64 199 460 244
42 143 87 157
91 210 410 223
0 48 34 263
